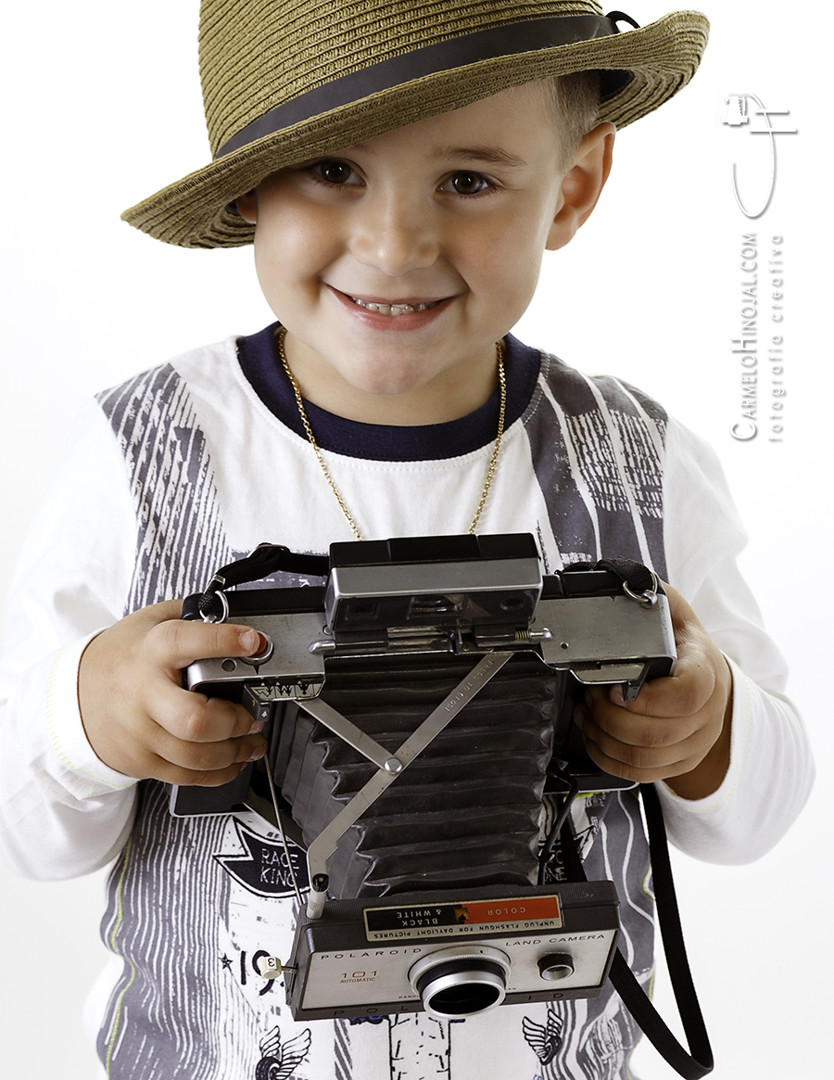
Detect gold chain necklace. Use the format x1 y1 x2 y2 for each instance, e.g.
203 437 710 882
276 327 506 540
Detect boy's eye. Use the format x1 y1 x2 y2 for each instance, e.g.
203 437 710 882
443 171 492 196
311 159 358 185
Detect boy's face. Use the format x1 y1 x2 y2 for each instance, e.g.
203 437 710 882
240 84 612 424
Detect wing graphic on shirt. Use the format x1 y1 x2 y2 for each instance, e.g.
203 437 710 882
522 1011 563 1065
255 1024 312 1080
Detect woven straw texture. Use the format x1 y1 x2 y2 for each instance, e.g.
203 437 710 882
122 0 708 248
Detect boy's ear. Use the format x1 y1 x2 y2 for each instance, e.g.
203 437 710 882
236 191 258 224
546 122 615 251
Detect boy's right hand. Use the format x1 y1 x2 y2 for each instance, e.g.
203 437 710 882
78 599 268 786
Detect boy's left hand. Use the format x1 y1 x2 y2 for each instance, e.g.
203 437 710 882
574 583 733 800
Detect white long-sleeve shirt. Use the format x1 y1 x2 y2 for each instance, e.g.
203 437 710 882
0 327 813 1079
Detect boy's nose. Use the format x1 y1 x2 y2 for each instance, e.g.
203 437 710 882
348 193 439 275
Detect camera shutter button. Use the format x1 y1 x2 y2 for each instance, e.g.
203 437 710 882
537 953 575 981
240 632 274 665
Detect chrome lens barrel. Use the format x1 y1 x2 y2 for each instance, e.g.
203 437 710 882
409 945 511 1018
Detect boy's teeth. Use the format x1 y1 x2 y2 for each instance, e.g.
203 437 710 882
349 295 439 316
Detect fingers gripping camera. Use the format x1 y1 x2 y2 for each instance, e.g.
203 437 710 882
173 534 675 1021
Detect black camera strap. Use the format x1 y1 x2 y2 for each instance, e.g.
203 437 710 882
185 543 329 622
560 784 714 1079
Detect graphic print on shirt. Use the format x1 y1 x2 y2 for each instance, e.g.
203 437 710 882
96 363 230 614
522 1011 564 1066
255 1025 312 1080
521 995 638 1080
388 1014 459 1078
524 356 667 570
216 819 310 899
93 338 669 1077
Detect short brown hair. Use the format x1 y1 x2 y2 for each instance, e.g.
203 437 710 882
541 69 602 168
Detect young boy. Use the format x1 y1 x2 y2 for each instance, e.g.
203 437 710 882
0 2 813 1078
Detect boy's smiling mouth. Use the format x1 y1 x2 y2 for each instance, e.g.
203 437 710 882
328 285 449 320
347 294 442 316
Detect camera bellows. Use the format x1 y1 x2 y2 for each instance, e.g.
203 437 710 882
270 653 558 898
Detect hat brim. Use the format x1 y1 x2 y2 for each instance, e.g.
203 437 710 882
122 11 708 248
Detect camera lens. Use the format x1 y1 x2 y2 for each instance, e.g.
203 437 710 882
417 961 504 1016
409 946 510 1019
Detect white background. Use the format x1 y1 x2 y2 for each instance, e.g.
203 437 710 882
0 3 829 1077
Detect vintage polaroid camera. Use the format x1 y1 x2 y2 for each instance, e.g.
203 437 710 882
173 533 676 1021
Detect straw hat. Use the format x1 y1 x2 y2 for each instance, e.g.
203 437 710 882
122 0 708 248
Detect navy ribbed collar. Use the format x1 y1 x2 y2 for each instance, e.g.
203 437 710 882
236 323 539 462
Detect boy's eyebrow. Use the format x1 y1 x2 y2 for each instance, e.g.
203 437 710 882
435 144 529 168
348 141 529 169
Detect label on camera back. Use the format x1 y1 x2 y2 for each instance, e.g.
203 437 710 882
363 895 562 941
